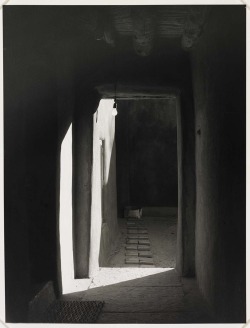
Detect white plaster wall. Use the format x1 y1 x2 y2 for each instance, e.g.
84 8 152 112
59 124 91 294
89 99 117 277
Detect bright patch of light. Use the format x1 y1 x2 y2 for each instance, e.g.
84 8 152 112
112 107 118 116
59 124 92 294
89 267 174 288
89 99 116 276
59 124 74 293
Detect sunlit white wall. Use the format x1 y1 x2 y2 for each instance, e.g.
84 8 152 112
89 99 116 277
59 124 74 292
59 124 91 294
59 100 116 290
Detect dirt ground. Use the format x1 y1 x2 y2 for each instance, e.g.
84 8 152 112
62 216 214 323
107 216 177 268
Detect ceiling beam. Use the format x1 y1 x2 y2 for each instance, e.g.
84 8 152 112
131 7 155 57
182 6 210 50
96 83 179 99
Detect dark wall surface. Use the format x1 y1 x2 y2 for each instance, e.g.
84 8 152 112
116 99 178 214
191 6 246 322
3 6 76 321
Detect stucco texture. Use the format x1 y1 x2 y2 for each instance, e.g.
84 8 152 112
89 100 120 275
191 6 246 322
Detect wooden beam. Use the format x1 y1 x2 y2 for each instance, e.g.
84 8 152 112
131 8 155 56
96 83 179 99
182 6 210 50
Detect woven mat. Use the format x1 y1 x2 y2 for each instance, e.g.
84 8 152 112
43 300 104 323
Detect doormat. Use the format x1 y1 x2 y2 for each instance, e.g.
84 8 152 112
44 300 104 323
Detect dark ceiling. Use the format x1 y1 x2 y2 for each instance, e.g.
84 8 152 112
68 5 210 55
3 5 209 56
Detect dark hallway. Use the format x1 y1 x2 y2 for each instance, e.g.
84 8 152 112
2 4 246 324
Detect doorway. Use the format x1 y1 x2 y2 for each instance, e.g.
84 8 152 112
107 98 178 269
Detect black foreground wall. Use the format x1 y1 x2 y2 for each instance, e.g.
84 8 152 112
3 6 99 321
116 99 178 215
191 6 246 322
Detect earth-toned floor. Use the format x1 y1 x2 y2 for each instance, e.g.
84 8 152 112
108 216 177 267
62 216 214 323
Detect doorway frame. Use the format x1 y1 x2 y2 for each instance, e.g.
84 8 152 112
57 85 196 295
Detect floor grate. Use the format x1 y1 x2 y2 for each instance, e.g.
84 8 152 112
43 300 104 323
